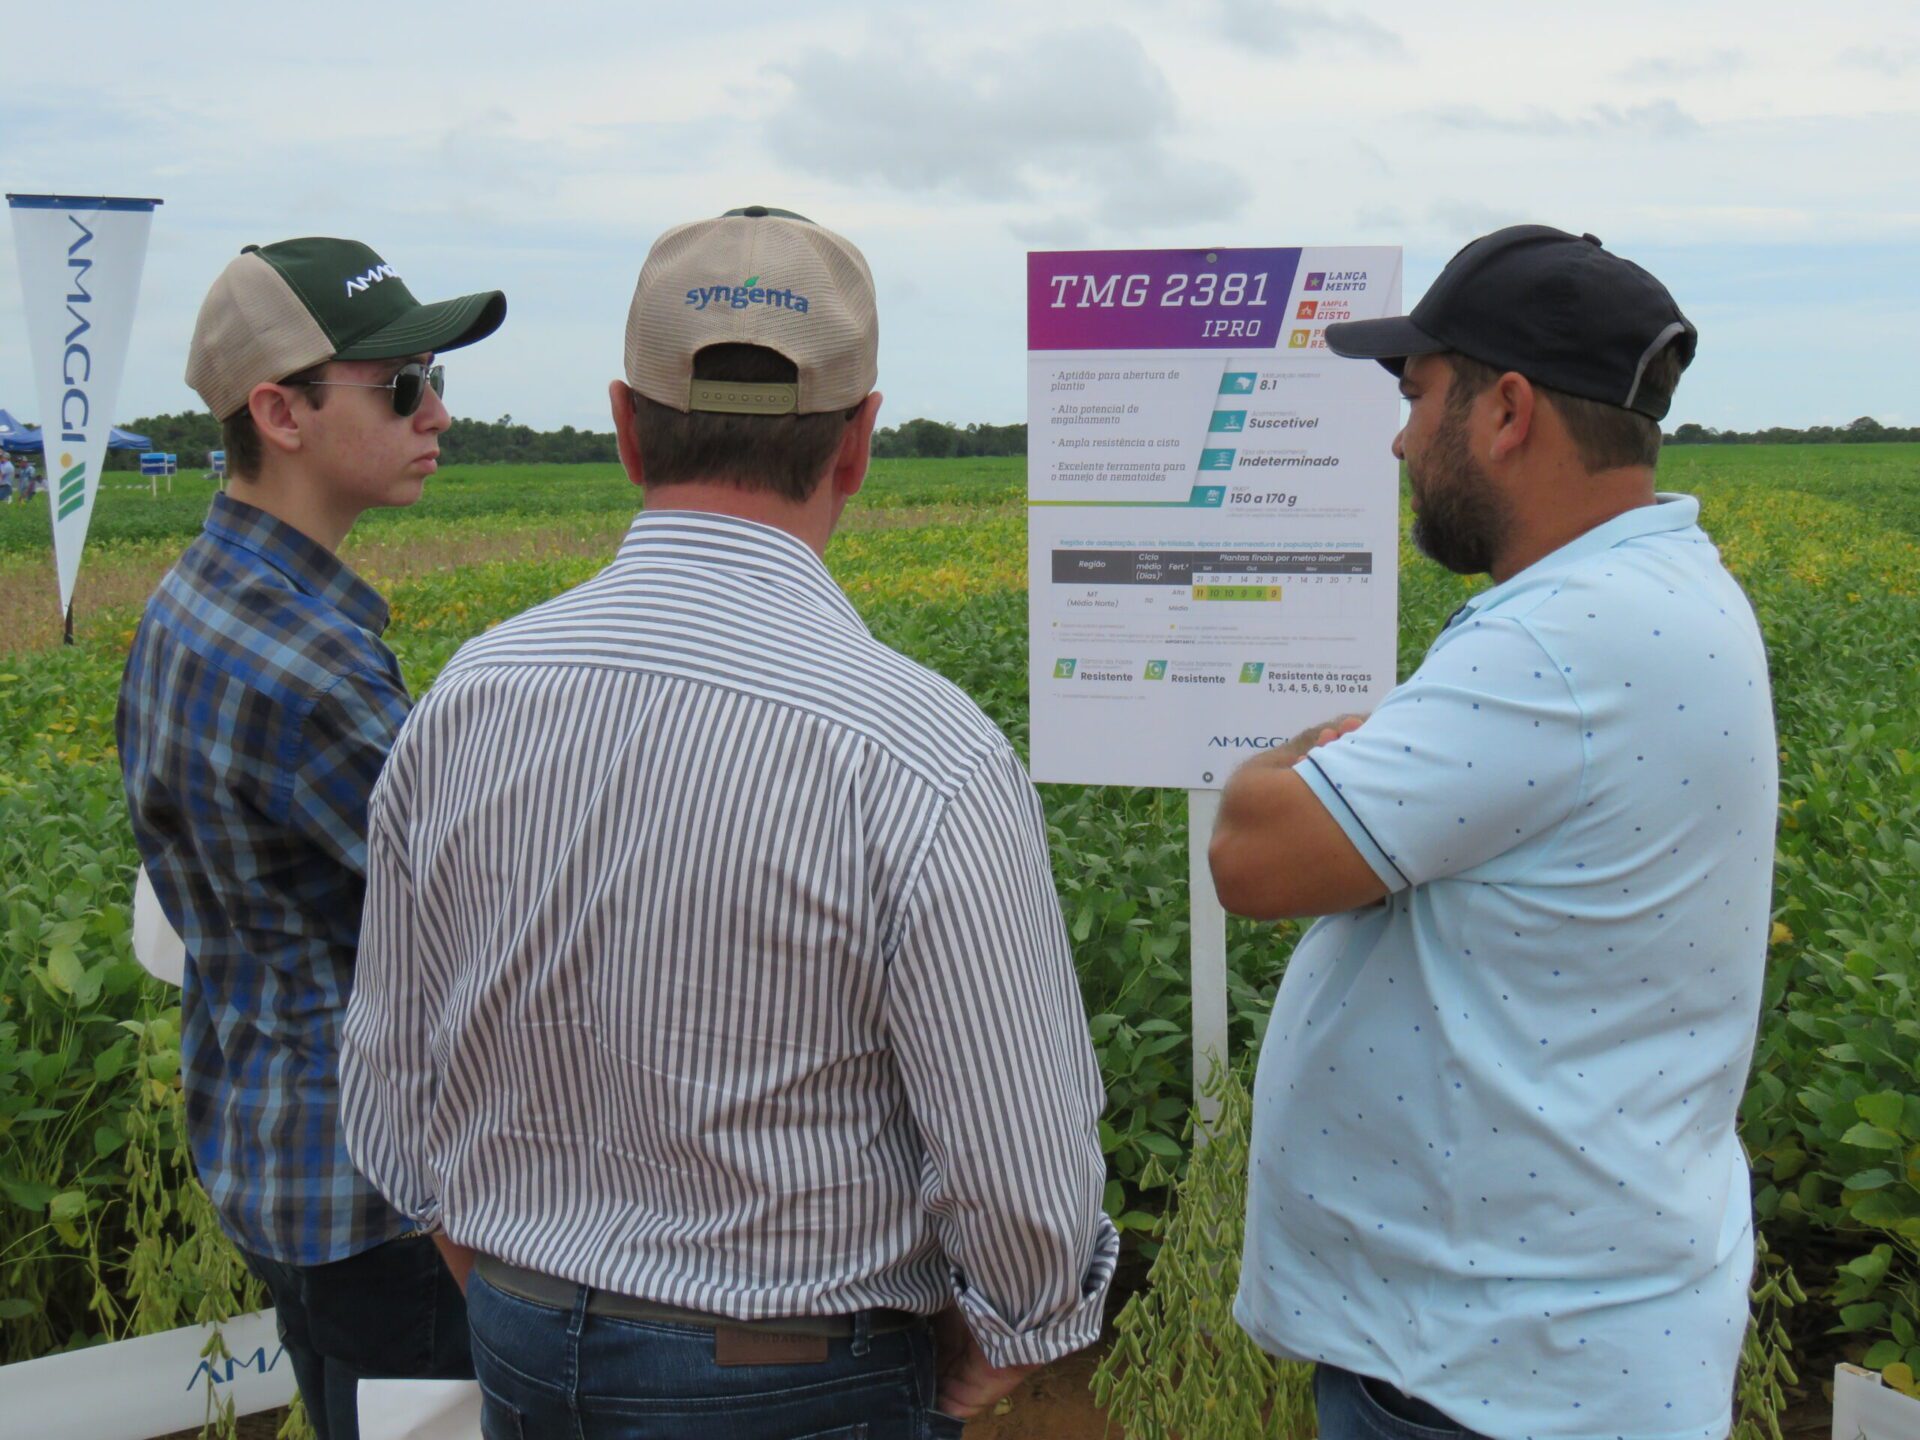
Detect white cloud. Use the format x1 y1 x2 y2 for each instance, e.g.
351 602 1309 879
763 24 1248 230
1421 100 1700 139
1616 49 1744 83
1836 39 1920 75
1213 0 1405 58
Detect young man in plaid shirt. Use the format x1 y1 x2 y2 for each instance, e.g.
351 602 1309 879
116 238 503 1440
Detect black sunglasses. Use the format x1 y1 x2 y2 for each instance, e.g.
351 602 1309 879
293 362 445 417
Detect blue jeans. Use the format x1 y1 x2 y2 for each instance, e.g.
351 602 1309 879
243 1234 474 1440
1313 1364 1490 1439
466 1268 965 1440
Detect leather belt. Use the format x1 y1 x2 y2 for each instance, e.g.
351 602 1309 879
474 1255 922 1339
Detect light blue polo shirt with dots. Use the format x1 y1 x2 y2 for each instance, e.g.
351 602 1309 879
1235 495 1777 1440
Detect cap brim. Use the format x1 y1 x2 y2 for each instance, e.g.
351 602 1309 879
333 290 506 360
1321 316 1447 376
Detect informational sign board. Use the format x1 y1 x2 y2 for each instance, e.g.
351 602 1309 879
1027 246 1402 789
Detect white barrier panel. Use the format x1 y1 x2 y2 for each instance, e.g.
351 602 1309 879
357 1379 483 1440
0 1310 294 1440
1834 1363 1920 1438
133 864 186 986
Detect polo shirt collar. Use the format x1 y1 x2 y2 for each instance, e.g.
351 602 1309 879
613 509 869 634
202 492 390 635
1448 492 1700 629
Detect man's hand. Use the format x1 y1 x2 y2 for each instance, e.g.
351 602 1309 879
1277 712 1367 765
1227 713 1367 783
932 1306 1040 1420
1209 712 1387 921
430 1233 477 1294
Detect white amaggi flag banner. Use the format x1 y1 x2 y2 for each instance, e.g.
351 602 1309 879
7 194 161 618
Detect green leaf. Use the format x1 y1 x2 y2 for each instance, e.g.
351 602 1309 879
1840 1301 1889 1331
44 941 83 995
1844 1168 1898 1192
0 1177 57 1213
1136 1132 1184 1160
0 1297 38 1320
1840 1122 1903 1151
1841 1247 1892 1286
1863 1339 1903 1370
1857 1091 1908 1132
1850 1191 1919 1229
92 1124 124 1158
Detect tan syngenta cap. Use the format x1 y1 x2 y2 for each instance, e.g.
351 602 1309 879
186 237 505 420
625 207 877 416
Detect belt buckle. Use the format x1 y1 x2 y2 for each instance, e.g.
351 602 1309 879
714 1325 830 1367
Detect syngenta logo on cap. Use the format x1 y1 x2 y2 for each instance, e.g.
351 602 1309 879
684 276 811 314
344 262 399 297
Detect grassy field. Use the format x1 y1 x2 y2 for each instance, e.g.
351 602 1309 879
2 446 1916 1412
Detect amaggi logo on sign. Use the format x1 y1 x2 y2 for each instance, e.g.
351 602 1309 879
56 217 94 520
686 276 812 313
188 1343 289 1390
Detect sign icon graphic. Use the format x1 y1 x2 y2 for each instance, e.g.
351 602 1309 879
1303 272 1326 291
1144 660 1168 680
1239 662 1266 683
1297 300 1318 319
1289 330 1311 348
1053 658 1077 679
1219 372 1256 394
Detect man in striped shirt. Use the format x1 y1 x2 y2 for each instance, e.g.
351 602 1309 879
341 207 1117 1438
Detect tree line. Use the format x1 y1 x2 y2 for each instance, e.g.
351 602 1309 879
76 409 1913 471
98 413 1027 469
1665 416 1916 444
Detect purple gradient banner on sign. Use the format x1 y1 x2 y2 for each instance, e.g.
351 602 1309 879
1028 248 1301 351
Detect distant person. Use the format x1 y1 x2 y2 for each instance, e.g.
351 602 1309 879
0 453 14 502
1209 226 1773 1438
341 206 1116 1439
115 237 505 1440
19 459 34 499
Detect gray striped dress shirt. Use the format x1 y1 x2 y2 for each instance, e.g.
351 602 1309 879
340 511 1117 1367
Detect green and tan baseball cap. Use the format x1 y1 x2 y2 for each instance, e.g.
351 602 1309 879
186 237 506 419
625 206 877 416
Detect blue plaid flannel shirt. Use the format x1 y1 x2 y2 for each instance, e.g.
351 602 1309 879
117 493 413 1264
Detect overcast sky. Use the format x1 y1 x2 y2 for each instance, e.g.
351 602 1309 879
5 0 1916 434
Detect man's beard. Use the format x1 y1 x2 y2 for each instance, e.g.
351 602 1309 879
1408 403 1511 576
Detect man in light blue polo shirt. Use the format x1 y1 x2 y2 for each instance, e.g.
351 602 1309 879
1210 226 1776 1440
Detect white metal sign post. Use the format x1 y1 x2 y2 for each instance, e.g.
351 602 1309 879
1025 245 1402 1127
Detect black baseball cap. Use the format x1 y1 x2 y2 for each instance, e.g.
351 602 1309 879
1323 225 1696 421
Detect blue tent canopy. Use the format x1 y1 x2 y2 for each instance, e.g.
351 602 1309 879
0 408 151 453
